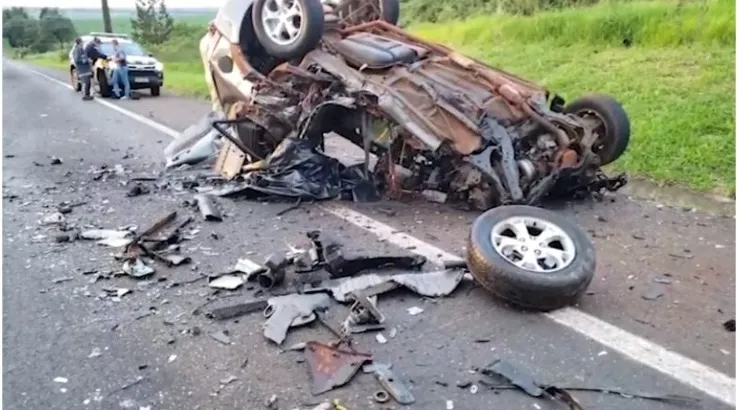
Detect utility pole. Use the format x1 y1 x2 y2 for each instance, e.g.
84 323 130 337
101 0 113 33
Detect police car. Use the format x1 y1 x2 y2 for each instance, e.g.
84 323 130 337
69 32 165 97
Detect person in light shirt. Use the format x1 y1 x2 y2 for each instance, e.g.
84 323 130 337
199 21 221 112
110 39 132 100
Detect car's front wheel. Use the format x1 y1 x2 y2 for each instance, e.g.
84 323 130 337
151 86 160 96
251 0 325 60
466 205 596 311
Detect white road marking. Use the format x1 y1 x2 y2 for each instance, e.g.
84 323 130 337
20 62 736 406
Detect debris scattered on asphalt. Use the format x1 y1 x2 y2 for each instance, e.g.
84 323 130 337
469 384 479 394
88 348 103 358
407 306 424 316
208 274 245 290
194 193 222 221
40 212 65 226
122 258 156 279
478 359 701 407
52 276 74 284
80 229 134 248
168 355 177 363
304 341 372 394
373 390 390 403
446 400 455 409
263 293 331 345
365 362 415 404
723 319 735 332
210 330 232 345
642 283 665 301
53 377 68 383
126 183 150 197
50 156 63 165
375 333 387 344
208 299 269 321
652 276 673 285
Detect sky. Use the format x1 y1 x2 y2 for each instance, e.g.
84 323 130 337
3 0 223 8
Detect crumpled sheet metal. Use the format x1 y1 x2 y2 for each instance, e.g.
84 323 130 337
312 269 465 302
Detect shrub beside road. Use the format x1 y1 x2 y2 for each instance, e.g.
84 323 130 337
17 0 736 196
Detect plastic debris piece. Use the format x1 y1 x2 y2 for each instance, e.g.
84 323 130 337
53 377 68 383
376 333 387 344
208 274 245 290
123 258 156 279
210 330 231 345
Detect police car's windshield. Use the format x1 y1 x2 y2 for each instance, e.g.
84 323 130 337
99 41 148 57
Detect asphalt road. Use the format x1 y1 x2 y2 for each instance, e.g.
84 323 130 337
2 60 735 410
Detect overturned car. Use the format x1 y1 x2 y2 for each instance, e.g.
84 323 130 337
172 0 631 310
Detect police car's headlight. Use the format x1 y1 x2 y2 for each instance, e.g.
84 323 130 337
155 62 164 72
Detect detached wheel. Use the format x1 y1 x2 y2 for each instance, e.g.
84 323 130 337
252 0 324 60
565 94 630 166
70 68 81 92
466 205 596 311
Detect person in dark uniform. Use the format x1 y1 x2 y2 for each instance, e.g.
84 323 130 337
72 38 93 101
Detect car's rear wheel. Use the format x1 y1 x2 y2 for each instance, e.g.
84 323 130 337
334 0 400 25
565 94 630 166
70 68 81 92
466 205 596 311
151 86 161 96
96 69 111 98
252 0 325 60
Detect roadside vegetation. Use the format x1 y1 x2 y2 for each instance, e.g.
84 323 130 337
6 0 735 196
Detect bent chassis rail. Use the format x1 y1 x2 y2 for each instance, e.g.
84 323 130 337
217 20 626 209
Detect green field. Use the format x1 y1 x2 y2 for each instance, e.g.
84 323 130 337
19 0 736 196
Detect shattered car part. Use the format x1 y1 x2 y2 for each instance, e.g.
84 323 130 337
307 230 426 278
164 110 225 168
207 298 269 320
373 390 390 403
258 253 289 289
365 362 415 404
152 252 191 267
262 293 331 345
194 194 223 222
304 341 373 395
305 269 465 302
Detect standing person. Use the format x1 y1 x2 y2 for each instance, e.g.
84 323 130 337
110 39 131 99
72 38 93 101
199 21 221 112
84 36 108 65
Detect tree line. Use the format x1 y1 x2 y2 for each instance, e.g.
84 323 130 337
2 0 175 54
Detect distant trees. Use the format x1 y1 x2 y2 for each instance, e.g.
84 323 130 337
131 0 174 45
2 7 76 52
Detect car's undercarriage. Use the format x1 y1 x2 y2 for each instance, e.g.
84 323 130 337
212 20 628 210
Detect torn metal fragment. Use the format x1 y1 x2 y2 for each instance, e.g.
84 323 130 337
40 212 65 225
262 293 331 345
194 194 222 222
342 294 385 334
258 253 288 289
153 252 191 267
366 362 415 404
80 229 134 248
208 299 269 320
304 341 373 395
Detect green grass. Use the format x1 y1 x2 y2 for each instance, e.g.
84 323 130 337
71 15 212 35
17 0 736 196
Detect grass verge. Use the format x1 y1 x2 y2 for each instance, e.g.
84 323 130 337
18 0 736 195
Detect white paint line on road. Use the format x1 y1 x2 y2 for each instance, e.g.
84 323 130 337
21 63 736 406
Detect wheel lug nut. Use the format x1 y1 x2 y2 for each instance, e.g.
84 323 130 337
534 249 541 255
521 246 528 252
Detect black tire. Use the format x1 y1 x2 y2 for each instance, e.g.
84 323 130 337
252 0 325 60
70 67 81 92
96 69 111 98
565 94 630 166
466 205 596 311
380 0 400 25
151 86 161 96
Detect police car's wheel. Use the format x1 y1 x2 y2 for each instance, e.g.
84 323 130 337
151 86 161 97
96 69 112 98
70 68 81 92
